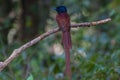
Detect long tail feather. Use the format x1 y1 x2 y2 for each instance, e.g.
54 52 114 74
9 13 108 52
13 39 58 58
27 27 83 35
62 31 72 49
62 31 72 79
65 48 71 79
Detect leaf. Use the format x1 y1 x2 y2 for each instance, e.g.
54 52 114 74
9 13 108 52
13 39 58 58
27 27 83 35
27 74 34 80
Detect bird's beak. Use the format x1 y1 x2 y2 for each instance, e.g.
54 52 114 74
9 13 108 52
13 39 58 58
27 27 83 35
54 8 57 11
51 7 56 11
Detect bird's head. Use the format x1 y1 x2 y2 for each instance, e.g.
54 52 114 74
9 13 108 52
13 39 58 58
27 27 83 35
55 6 67 14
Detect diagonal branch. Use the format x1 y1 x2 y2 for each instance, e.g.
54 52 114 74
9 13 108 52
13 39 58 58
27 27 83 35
0 18 111 72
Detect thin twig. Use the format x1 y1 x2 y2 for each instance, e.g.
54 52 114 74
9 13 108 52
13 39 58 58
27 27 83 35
0 18 111 72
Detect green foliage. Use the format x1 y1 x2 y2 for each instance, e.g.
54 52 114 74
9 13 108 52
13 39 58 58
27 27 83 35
0 0 120 80
27 74 34 80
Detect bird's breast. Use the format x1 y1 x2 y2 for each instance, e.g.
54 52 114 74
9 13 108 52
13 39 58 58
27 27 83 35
56 13 70 31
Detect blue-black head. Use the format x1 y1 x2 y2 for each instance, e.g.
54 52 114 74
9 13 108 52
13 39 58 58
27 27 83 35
55 6 67 14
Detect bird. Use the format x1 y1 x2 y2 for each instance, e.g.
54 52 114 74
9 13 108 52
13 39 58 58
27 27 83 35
55 6 72 79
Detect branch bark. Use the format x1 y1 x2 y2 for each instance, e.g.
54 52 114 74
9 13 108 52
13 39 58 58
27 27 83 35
0 18 111 72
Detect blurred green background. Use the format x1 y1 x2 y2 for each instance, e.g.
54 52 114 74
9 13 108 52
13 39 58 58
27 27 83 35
0 0 120 80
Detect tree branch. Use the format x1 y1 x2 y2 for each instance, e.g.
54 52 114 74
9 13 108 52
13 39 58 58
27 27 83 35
0 18 111 72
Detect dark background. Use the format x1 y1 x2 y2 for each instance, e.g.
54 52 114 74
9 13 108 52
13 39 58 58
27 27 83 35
0 0 120 80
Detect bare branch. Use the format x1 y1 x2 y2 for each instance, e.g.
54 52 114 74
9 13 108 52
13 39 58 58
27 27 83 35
71 18 111 27
0 18 111 72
